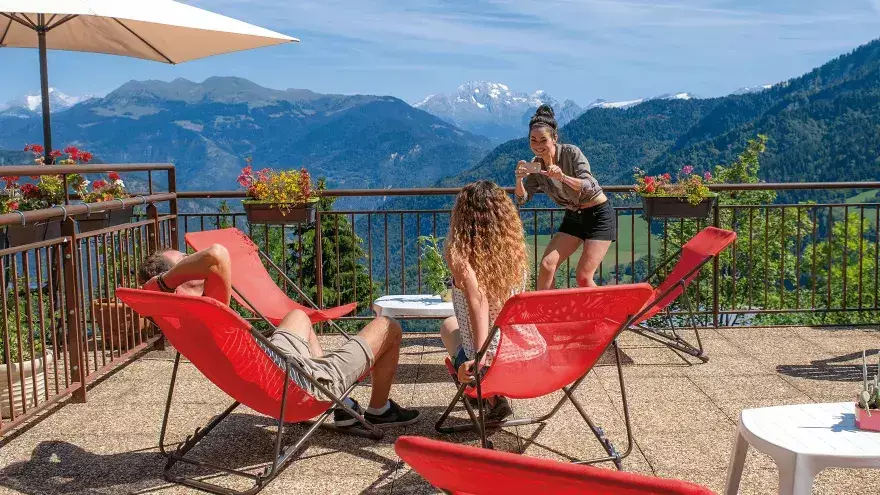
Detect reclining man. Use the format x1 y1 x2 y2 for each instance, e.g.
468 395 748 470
137 244 420 429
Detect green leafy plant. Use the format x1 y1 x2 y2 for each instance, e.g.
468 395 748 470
858 350 880 415
418 235 451 297
632 165 715 205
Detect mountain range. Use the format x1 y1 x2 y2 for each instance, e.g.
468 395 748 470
383 38 880 214
0 77 492 208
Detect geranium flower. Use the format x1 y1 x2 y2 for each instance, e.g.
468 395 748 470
92 179 107 190
644 176 655 185
645 183 656 194
20 183 38 197
2 176 19 187
49 150 63 158
7 202 18 210
682 165 694 175
64 146 80 160
78 151 93 163
108 171 120 181
704 172 712 181
662 173 671 181
25 144 44 154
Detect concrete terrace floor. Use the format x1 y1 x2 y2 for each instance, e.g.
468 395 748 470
1 326 880 494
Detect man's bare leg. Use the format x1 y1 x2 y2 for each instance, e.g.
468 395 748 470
356 316 402 409
275 309 324 357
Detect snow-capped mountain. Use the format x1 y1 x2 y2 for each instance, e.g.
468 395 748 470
585 92 700 110
732 85 772 95
0 88 94 117
414 82 584 141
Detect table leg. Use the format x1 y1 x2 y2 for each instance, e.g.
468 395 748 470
776 455 818 495
724 430 749 495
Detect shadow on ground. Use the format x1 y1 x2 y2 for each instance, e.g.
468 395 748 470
777 349 880 382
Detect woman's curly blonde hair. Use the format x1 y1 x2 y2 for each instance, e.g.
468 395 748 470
445 180 529 305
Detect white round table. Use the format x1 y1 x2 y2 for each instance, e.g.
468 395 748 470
724 402 880 494
371 294 454 318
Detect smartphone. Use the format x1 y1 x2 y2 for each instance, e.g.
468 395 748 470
522 161 542 174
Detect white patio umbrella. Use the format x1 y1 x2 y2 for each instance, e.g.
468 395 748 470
0 0 297 159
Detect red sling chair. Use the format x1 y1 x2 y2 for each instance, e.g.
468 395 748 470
185 228 357 334
435 284 654 468
115 288 380 495
629 226 737 362
395 436 717 495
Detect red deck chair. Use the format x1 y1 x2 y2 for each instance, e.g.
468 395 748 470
630 226 737 362
395 436 717 495
435 284 654 468
115 288 380 495
185 228 357 331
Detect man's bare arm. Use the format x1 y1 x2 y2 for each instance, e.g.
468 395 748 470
147 244 233 305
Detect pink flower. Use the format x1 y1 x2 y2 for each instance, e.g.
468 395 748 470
703 171 712 181
682 165 694 175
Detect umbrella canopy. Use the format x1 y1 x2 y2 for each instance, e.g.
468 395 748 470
0 0 297 157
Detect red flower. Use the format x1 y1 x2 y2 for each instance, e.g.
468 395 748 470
20 183 38 197
662 173 671 181
49 150 63 158
92 179 107 190
1 176 19 187
7 202 18 211
29 176 40 180
645 183 656 194
78 151 93 163
108 171 120 181
644 176 655 185
64 146 80 160
24 144 44 154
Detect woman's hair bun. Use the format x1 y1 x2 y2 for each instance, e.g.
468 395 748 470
529 104 558 132
534 104 555 119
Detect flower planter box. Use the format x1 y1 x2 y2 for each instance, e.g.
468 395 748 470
641 194 717 220
1 220 63 248
75 206 135 233
243 200 317 225
0 352 54 419
91 298 148 352
855 404 880 432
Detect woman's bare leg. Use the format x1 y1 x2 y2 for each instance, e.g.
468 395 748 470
537 232 583 290
439 316 460 358
575 240 613 287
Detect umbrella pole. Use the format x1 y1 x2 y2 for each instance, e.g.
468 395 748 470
38 27 53 163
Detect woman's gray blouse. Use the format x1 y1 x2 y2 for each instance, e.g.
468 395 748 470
516 143 604 211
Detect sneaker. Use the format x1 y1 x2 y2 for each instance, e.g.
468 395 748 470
333 398 364 428
486 396 513 423
363 399 421 428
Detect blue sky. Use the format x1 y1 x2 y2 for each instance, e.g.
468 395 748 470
3 0 880 105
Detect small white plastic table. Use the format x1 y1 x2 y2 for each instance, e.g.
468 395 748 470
371 294 454 319
725 402 880 495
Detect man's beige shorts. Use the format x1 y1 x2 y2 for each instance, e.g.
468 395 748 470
269 330 374 402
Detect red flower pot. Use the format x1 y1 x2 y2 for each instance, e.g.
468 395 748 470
855 404 880 432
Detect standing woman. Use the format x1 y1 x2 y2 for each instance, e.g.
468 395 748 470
514 104 616 289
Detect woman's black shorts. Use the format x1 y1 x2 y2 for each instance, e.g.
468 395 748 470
558 201 617 241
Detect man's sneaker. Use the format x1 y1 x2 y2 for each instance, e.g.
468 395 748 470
363 399 421 428
333 398 364 428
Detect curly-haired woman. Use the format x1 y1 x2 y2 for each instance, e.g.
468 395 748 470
439 180 530 421
515 104 615 289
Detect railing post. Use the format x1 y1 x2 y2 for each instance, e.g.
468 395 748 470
61 218 87 403
147 203 159 252
712 198 721 328
315 211 324 312
167 167 179 250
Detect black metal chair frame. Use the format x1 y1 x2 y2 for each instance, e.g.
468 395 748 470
434 315 638 470
630 249 715 362
155 314 381 495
